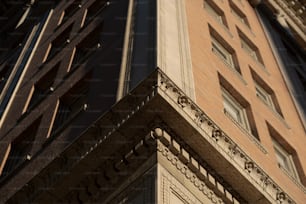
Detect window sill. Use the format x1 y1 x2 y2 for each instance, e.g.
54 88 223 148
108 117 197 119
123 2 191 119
224 110 268 154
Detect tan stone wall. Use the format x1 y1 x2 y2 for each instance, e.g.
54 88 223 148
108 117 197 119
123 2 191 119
184 0 306 202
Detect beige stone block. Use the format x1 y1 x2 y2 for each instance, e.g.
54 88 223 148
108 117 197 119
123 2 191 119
178 147 189 164
169 139 180 155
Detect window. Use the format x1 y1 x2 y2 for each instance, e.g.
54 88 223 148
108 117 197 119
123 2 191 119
255 82 274 108
58 0 82 26
24 63 59 112
210 34 240 73
272 138 300 181
267 123 304 183
43 24 73 62
251 68 283 116
204 0 228 27
0 117 41 179
68 23 102 72
48 74 91 137
238 30 264 65
82 1 109 26
222 88 250 131
229 0 250 28
219 74 258 138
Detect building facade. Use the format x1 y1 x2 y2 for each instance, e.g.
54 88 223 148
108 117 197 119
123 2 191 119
0 0 305 203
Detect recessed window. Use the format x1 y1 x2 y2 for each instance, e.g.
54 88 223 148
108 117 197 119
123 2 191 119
238 30 264 65
267 124 302 182
229 0 250 28
0 117 41 178
24 63 60 112
43 24 73 62
222 87 250 131
68 23 102 72
82 1 109 27
204 0 228 27
48 74 91 137
58 0 82 26
250 68 283 116
219 74 258 138
209 27 240 73
255 82 274 108
273 139 300 179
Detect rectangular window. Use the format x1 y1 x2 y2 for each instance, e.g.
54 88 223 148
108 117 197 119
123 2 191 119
204 1 227 27
238 30 264 65
24 63 59 112
255 82 274 109
48 75 91 136
44 24 73 62
212 38 234 66
68 23 102 72
250 68 283 116
229 0 250 28
0 117 41 178
272 138 300 181
209 26 240 73
219 74 259 139
222 88 250 131
83 1 109 26
58 0 82 26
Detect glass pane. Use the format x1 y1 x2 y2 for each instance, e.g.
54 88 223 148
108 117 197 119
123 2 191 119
223 98 241 122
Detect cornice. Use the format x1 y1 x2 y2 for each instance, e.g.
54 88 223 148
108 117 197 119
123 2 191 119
3 69 303 203
78 69 301 203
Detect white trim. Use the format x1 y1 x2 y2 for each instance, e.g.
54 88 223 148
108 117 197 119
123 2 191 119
272 138 300 182
221 88 251 131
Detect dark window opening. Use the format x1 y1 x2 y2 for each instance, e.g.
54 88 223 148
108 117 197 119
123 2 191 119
50 74 91 135
27 63 60 111
59 0 82 25
46 24 73 61
0 117 41 179
84 0 108 25
69 23 102 72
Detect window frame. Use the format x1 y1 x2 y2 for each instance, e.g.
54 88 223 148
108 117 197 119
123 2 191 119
221 87 251 131
229 0 250 28
204 0 227 27
272 138 300 181
240 37 258 61
238 29 264 66
211 37 235 69
254 82 275 110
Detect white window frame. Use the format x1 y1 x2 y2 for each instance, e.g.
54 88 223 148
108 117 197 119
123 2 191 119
272 138 300 181
240 38 258 61
204 1 224 25
211 38 235 68
254 82 276 110
222 88 250 131
230 1 250 28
